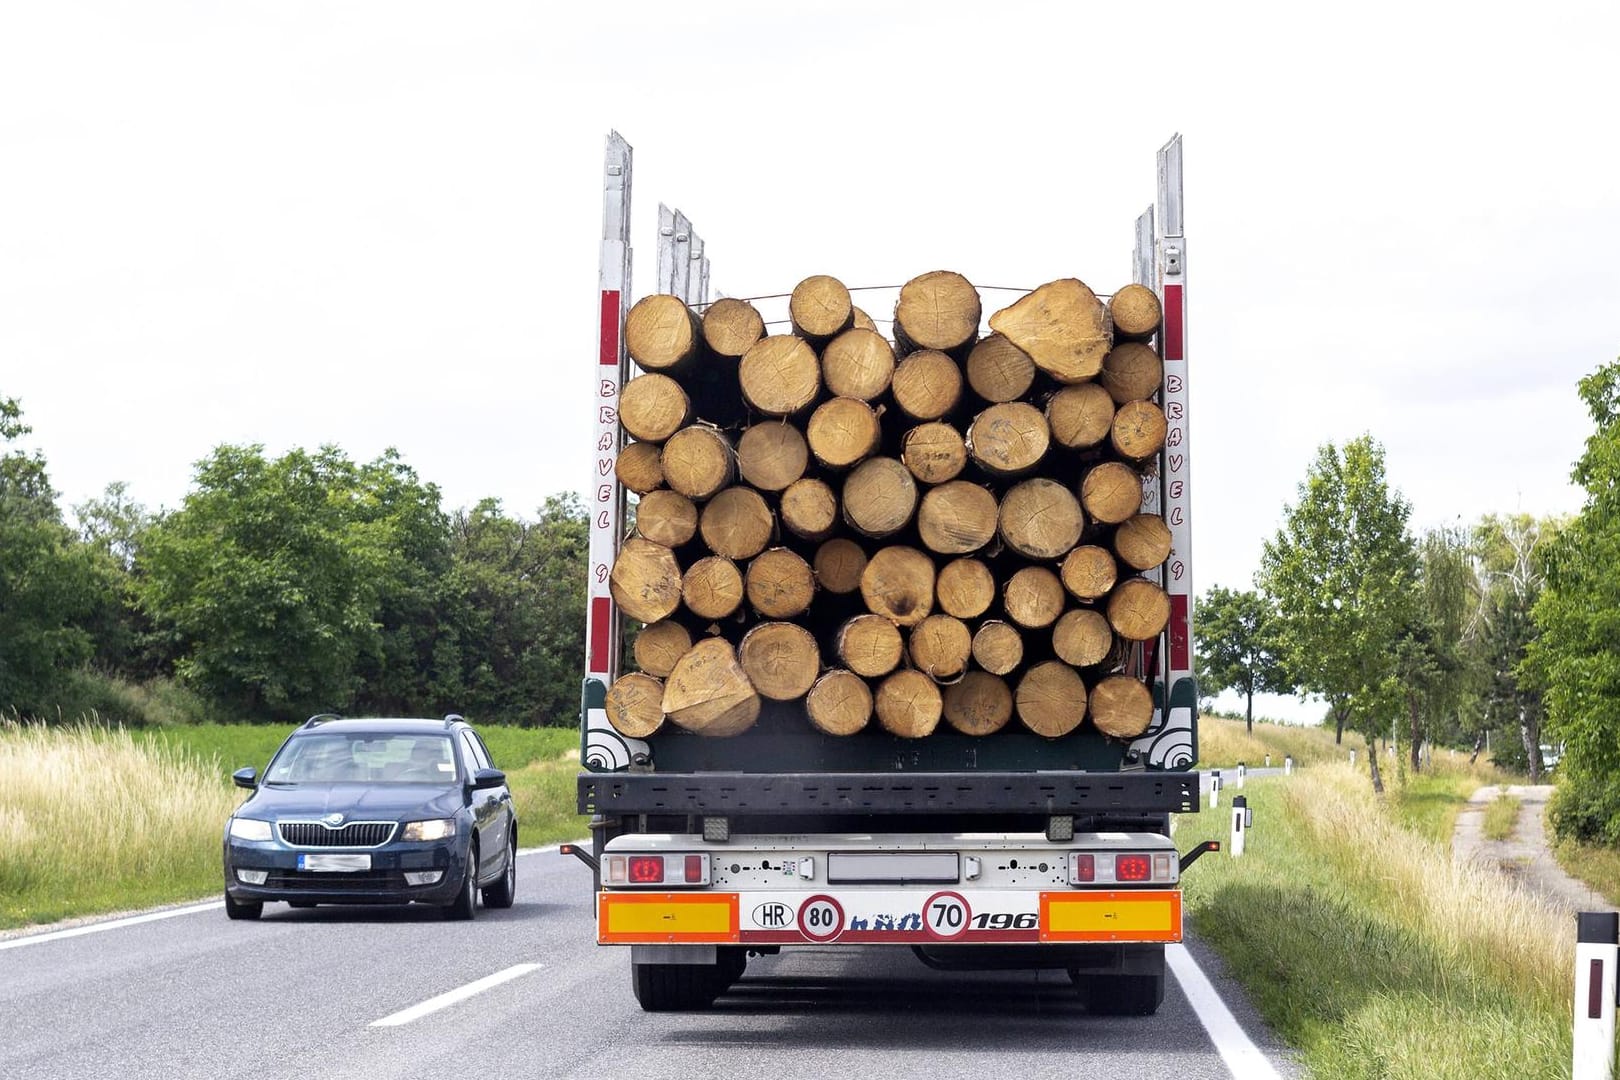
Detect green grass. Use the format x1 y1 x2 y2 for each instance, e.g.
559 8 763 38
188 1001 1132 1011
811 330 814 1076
1483 793 1523 842
1552 834 1620 907
0 721 586 930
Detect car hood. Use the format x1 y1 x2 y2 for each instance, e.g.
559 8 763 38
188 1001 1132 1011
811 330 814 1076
239 783 463 821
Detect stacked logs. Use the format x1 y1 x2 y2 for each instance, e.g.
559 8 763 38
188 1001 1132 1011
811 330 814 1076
605 271 1171 745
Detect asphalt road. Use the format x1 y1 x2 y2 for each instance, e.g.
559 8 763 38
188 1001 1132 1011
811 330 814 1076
0 840 1297 1080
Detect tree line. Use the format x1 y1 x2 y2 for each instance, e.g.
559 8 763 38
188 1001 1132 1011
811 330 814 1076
1196 357 1620 844
0 396 587 727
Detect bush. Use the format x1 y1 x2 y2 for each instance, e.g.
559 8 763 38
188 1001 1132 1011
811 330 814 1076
15 670 215 728
1548 768 1620 844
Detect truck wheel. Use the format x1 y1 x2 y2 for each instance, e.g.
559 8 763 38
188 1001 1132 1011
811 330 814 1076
710 946 748 993
1074 971 1165 1016
224 893 262 921
631 962 722 1011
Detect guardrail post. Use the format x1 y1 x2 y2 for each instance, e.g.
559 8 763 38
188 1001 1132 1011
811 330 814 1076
1231 795 1248 858
1284 755 1294 776
1209 769 1221 809
1575 912 1618 1080
1236 761 1246 788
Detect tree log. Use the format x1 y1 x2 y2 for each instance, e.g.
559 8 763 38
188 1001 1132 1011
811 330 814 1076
635 489 698 548
1111 400 1168 461
843 457 918 539
739 621 821 701
900 422 967 485
909 613 972 681
894 270 980 353
942 671 1013 736
1052 609 1113 667
619 373 690 442
998 478 1084 560
807 397 882 469
822 328 895 401
860 545 936 627
965 333 1035 403
837 613 904 678
1108 283 1162 340
1046 383 1115 450
917 480 999 555
1060 544 1119 602
605 672 666 738
851 307 878 333
781 478 839 541
745 546 816 619
971 620 1024 675
967 402 1050 476
1090 674 1153 738
1016 661 1087 737
790 274 853 341
1100 341 1163 403
610 538 682 624
936 557 995 619
1114 513 1172 572
700 487 775 560
890 349 963 421
632 620 692 678
1004 566 1065 630
875 669 943 739
681 555 744 620
625 294 701 372
736 421 809 493
806 670 873 736
1081 462 1144 525
739 335 820 416
701 297 766 359
614 441 665 495
988 278 1111 384
1107 577 1171 641
662 638 760 737
661 425 734 501
814 537 867 594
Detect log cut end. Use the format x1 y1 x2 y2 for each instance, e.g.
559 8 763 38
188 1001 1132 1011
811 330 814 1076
1047 383 1116 450
942 671 1014 736
1114 513 1172 572
1111 400 1168 461
936 557 995 619
860 545 936 627
615 441 665 495
814 537 868 595
781 478 839 541
662 638 761 737
632 620 692 679
1015 661 1088 738
625 294 701 371
837 613 904 678
619 373 691 443
965 333 1036 403
806 670 874 736
971 620 1025 676
635 489 699 548
610 538 682 624
844 457 919 539
605 672 666 739
918 480 999 555
891 349 964 421
1004 566 1065 630
1061 545 1119 601
1081 461 1145 525
661 425 735 501
739 621 821 701
699 487 775 561
998 478 1084 560
968 402 1050 475
682 555 744 620
823 328 896 401
909 613 972 681
1052 609 1113 668
1090 674 1153 739
739 335 821 416
1108 283 1163 340
894 270 981 353
875 669 943 739
702 297 766 358
901 422 968 485
737 421 810 493
1107 577 1171 642
988 278 1111 384
745 546 816 619
790 274 854 341
808 397 882 469
1100 341 1163 403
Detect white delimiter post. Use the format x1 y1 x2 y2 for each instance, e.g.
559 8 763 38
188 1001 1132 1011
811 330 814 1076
1236 762 1246 789
1284 755 1294 776
1574 912 1618 1080
1209 770 1221 809
1230 795 1247 858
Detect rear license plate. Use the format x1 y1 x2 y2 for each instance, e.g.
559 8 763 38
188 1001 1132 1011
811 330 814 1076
298 853 371 872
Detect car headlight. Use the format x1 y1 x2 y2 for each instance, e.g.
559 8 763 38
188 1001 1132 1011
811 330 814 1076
402 818 457 842
229 818 274 842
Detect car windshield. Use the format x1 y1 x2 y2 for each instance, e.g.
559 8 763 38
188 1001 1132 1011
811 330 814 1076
265 733 458 784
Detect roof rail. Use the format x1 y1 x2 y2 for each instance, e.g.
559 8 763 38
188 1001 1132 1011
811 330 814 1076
443 713 465 728
303 713 342 729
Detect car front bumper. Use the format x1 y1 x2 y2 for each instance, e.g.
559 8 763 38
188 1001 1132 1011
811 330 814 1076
223 835 469 906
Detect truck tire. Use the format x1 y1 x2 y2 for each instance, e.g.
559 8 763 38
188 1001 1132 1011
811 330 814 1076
712 946 748 992
1073 970 1165 1016
631 962 722 1011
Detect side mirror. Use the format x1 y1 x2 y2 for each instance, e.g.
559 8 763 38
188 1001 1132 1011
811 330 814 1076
232 767 258 790
471 767 506 791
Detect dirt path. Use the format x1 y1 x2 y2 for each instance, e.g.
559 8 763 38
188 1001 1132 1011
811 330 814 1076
1453 784 1615 913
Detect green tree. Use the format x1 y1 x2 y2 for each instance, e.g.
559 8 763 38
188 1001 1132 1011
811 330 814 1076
72 481 159 677
1532 360 1620 835
1387 526 1479 771
1258 436 1419 790
1195 586 1290 733
0 397 103 714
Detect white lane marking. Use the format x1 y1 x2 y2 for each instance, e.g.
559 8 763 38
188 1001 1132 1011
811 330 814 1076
0 902 225 952
1167 943 1285 1080
369 963 542 1027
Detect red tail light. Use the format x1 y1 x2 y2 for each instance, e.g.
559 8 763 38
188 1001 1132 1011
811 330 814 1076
1072 853 1095 883
628 855 664 884
1115 854 1151 882
684 855 705 883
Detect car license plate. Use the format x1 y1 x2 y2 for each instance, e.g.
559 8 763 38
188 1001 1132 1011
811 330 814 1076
298 853 371 872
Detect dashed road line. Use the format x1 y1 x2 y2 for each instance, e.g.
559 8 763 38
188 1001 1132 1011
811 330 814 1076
369 963 543 1027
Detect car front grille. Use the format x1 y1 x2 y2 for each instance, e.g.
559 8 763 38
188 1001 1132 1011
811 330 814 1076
265 870 406 891
277 821 397 848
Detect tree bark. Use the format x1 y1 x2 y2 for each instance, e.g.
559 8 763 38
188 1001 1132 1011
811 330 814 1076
843 457 919 539
1052 609 1113 668
942 671 1014 736
615 441 665 495
605 672 666 738
1107 577 1171 641
789 274 854 341
781 478 839 541
900 422 968 485
625 294 702 372
700 297 765 358
917 480 999 555
998 478 1084 560
860 545 936 627
891 349 963 421
745 547 816 619
908 613 972 681
1369 743 1385 793
739 335 820 416
875 669 944 738
661 425 734 501
619 373 691 442
894 270 981 354
699 487 775 560
1100 341 1163 403
1060 545 1118 602
807 397 882 469
736 421 809 492
1046 383 1115 450
1089 674 1153 739
738 621 820 701
1107 283 1162 340
1081 461 1144 525
965 333 1035 403
635 489 698 548
681 555 744 620
662 638 760 736
971 620 1025 676
806 670 873 736
988 278 1111 384
1521 705 1543 784
609 537 683 624
837 613 905 678
632 621 692 679
1003 566 1066 630
935 557 995 619
1016 661 1088 737
967 402 1050 476
822 328 895 401
813 537 867 595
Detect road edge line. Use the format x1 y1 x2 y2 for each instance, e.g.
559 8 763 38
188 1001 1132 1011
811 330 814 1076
0 901 224 952
1166 942 1285 1079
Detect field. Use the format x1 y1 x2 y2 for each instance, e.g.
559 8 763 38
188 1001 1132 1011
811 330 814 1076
0 721 587 930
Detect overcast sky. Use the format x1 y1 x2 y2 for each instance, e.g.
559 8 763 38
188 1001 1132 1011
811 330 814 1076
4 2 1617 721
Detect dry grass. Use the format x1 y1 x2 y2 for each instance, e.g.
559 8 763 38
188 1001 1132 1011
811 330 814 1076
1197 712 1370 769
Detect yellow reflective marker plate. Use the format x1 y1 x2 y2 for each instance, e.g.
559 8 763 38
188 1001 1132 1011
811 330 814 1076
599 892 739 944
1039 890 1182 942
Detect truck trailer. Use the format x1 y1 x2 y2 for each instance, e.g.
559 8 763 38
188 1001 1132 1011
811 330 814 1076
571 132 1205 1013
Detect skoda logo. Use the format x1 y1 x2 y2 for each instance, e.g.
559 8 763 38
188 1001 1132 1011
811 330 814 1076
322 813 345 827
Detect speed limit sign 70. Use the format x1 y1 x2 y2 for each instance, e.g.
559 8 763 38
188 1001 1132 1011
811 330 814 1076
923 891 971 940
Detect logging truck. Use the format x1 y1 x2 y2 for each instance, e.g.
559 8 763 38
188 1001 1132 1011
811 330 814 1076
568 132 1207 1014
